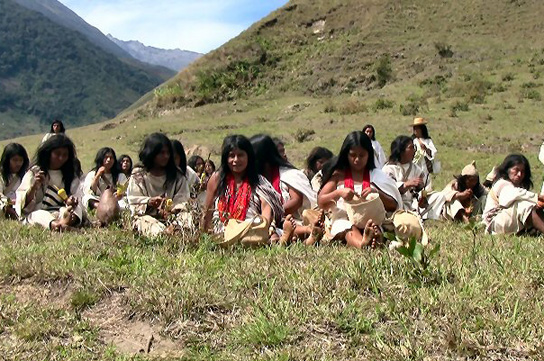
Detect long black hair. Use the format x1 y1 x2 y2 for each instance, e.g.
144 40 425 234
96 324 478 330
117 154 132 176
138 133 181 185
216 135 260 197
188 155 204 172
455 174 485 198
322 131 376 185
362 124 376 141
306 146 333 174
1 143 29 184
495 154 533 190
412 124 430 139
33 134 81 195
389 135 413 163
171 139 187 176
250 134 294 175
50 119 65 133
92 147 120 184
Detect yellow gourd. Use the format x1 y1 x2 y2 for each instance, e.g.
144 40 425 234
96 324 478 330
57 188 68 201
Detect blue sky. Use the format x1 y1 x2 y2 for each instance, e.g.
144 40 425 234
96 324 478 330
58 0 288 53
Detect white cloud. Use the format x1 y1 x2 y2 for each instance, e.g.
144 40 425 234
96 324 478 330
58 0 285 53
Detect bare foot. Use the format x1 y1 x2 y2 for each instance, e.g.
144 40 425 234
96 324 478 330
361 219 375 247
370 224 384 249
304 210 325 246
279 215 296 246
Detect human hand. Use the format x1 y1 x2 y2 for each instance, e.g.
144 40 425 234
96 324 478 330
338 188 355 201
66 196 78 207
148 196 164 209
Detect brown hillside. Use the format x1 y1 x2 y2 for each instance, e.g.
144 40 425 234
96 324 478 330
151 0 544 110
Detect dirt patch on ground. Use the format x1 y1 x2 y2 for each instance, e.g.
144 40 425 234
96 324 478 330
0 280 73 308
82 291 184 357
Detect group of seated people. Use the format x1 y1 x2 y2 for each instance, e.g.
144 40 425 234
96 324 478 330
1 117 544 248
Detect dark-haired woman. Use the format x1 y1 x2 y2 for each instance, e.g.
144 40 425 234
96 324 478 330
41 119 66 144
383 135 445 220
173 141 207 207
304 146 333 192
442 161 487 222
203 135 284 242
127 133 190 237
412 117 439 189
251 134 321 243
318 131 402 249
363 124 387 169
0 143 29 219
483 154 544 234
83 147 127 211
15 135 85 230
118 154 133 178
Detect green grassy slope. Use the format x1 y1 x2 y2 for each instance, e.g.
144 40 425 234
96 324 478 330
0 0 170 140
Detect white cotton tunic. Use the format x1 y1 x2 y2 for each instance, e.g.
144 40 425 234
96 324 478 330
15 167 85 225
372 140 387 169
0 174 21 211
278 167 318 223
82 171 127 208
329 169 402 237
382 162 445 220
483 179 537 234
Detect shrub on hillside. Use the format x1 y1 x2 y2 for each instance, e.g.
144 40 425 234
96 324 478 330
373 98 395 111
435 42 454 58
400 94 427 116
338 99 368 115
375 54 393 88
294 128 315 143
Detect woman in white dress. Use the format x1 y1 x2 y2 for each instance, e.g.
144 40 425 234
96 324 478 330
412 117 439 189
0 143 29 219
41 120 65 144
363 124 387 169
251 134 322 244
483 154 544 235
16 135 86 231
318 131 402 249
382 136 445 220
202 135 284 240
127 133 191 238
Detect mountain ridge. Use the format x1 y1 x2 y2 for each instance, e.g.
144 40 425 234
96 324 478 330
107 34 202 71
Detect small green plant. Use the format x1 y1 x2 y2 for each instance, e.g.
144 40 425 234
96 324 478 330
70 289 99 311
338 99 368 114
502 73 515 82
435 42 454 58
373 98 395 111
294 128 315 143
522 89 542 101
450 100 469 117
375 54 393 87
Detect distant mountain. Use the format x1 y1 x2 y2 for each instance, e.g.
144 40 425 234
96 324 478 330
0 0 168 140
107 35 202 72
11 0 175 81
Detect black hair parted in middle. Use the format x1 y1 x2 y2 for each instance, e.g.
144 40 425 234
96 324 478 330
321 131 375 185
362 124 376 141
92 147 120 185
495 153 533 190
171 139 187 177
249 134 294 175
138 133 181 185
1 143 29 184
33 134 81 195
216 134 260 197
306 146 334 174
388 135 413 163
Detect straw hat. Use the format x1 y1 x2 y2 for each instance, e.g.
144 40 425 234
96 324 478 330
412 117 428 126
391 210 429 245
461 161 479 177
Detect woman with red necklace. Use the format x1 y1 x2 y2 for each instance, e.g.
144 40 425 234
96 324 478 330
318 131 402 249
203 135 284 239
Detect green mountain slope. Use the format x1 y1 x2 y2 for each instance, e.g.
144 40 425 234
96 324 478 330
0 0 168 139
150 0 544 110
